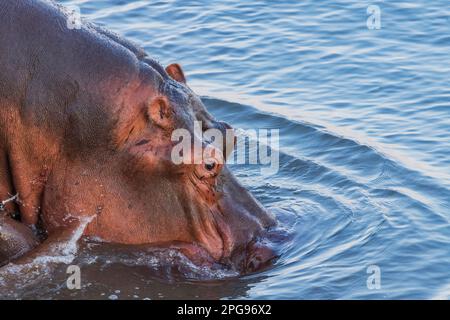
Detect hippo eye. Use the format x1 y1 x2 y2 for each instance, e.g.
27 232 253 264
205 161 216 171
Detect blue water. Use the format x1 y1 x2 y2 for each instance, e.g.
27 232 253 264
7 0 449 299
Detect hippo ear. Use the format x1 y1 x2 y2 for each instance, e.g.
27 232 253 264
147 96 173 130
165 63 186 84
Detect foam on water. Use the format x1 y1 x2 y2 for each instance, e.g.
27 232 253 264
0 216 93 297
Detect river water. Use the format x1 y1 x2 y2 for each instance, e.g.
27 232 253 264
1 0 449 299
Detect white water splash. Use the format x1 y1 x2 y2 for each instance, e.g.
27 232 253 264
98 247 239 280
32 215 94 265
0 216 94 296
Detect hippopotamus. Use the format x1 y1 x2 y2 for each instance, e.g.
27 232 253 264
0 215 38 267
0 0 276 273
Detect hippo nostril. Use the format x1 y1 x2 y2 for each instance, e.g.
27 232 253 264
244 241 277 273
247 255 263 272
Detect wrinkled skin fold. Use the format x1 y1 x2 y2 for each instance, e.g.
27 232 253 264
0 0 277 273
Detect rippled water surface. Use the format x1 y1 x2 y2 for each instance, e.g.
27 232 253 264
2 0 450 299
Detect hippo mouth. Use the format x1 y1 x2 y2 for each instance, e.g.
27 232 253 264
167 235 277 274
182 167 278 273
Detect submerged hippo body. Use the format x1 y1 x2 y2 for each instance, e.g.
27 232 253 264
0 215 38 266
0 0 276 272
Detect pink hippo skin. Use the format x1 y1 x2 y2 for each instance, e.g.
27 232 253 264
0 0 276 273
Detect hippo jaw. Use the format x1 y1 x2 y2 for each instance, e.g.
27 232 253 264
181 158 277 273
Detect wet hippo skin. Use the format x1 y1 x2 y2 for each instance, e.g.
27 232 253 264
0 0 277 273
0 215 38 266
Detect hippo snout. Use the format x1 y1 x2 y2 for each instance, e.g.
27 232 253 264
245 241 277 272
229 240 277 273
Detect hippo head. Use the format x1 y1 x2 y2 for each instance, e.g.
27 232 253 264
40 59 276 273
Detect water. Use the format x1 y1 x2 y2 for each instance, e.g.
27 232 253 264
1 0 450 299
